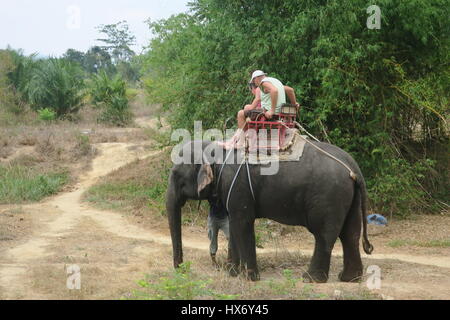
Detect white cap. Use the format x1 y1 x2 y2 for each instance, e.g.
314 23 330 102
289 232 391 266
250 70 267 82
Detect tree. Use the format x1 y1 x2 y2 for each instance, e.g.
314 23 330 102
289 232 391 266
96 21 136 63
62 49 85 67
83 46 115 74
25 59 85 118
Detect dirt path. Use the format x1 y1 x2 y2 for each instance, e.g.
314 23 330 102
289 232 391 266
0 118 449 300
0 117 209 299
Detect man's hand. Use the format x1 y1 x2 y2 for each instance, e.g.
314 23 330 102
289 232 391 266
265 110 274 119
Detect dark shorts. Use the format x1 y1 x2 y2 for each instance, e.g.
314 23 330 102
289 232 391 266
244 108 265 121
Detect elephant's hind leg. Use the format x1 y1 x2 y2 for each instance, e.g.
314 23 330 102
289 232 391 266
338 193 364 282
303 232 337 283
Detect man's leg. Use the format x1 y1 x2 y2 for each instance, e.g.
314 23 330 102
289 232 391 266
238 104 255 128
220 216 232 263
219 105 254 149
208 215 219 266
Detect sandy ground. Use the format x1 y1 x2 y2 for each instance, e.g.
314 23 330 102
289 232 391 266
0 117 449 300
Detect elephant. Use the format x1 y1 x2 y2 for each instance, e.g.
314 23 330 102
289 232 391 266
166 139 373 283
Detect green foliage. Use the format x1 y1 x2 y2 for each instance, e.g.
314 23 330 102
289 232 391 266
0 50 17 113
96 21 136 63
38 108 57 122
83 46 115 74
132 262 212 300
0 165 68 204
0 48 37 114
367 158 436 217
90 71 132 126
141 0 449 217
25 58 85 118
266 269 301 295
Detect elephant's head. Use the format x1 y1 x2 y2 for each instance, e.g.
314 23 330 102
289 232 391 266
166 141 217 268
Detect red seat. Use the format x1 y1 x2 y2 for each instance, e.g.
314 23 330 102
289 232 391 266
246 104 298 151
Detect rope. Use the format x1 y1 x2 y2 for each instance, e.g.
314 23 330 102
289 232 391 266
212 146 255 211
226 160 246 212
293 122 357 181
216 148 233 190
294 121 320 142
246 160 256 201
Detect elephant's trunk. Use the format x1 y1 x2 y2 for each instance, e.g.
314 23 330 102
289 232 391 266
166 175 185 269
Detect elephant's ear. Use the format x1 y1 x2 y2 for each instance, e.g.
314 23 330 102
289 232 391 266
197 164 214 196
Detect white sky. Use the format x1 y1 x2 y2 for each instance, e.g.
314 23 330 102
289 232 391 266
0 0 190 57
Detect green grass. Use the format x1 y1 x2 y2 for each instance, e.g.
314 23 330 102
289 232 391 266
84 182 164 212
128 262 218 300
388 239 450 248
0 165 68 204
82 150 172 217
125 262 381 300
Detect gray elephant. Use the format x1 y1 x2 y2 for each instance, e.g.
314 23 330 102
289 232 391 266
166 140 373 283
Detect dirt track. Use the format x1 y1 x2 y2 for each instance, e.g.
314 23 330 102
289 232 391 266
0 118 449 300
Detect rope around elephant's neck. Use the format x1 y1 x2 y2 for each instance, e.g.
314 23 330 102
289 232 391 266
226 159 245 212
294 122 321 142
293 122 357 181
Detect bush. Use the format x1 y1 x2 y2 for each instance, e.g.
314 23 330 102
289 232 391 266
367 158 436 218
38 108 57 122
25 58 85 119
90 71 132 126
0 49 34 115
132 262 212 300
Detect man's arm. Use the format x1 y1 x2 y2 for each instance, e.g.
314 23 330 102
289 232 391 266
249 88 261 109
284 86 299 107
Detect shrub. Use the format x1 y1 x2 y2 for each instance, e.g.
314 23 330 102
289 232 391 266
132 262 212 300
367 158 436 218
25 58 85 119
90 71 132 126
0 49 34 115
38 108 57 122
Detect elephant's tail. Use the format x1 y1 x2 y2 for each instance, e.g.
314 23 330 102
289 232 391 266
356 177 374 255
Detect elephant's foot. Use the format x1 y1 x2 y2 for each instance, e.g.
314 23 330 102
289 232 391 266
226 263 240 277
302 271 328 283
338 269 363 283
246 269 260 282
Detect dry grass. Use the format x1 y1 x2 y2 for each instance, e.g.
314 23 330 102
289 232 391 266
25 217 155 300
0 206 32 242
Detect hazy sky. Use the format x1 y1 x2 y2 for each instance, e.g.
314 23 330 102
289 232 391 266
0 0 190 57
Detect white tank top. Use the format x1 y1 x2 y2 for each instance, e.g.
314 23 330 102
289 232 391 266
260 77 286 112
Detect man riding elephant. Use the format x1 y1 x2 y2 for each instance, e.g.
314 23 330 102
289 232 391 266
223 70 300 149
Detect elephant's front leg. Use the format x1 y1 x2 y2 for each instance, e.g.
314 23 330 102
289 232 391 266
230 217 260 281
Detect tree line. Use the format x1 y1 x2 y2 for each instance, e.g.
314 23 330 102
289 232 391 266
140 0 449 217
0 21 137 126
1 0 448 217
